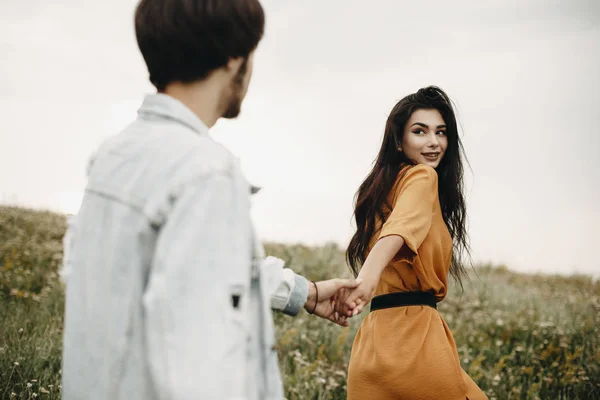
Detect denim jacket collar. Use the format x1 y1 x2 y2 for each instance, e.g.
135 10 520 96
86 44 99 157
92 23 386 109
138 93 210 136
137 93 263 194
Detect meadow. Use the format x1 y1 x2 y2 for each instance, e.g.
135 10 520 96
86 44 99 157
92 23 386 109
1 205 598 399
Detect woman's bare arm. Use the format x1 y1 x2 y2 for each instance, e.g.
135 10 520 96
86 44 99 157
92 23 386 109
336 235 405 317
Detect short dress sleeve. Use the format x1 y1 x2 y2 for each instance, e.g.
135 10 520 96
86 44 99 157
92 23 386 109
378 164 438 260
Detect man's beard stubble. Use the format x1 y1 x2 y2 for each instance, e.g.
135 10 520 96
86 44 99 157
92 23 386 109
222 59 248 119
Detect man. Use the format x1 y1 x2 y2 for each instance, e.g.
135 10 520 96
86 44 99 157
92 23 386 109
60 1 360 399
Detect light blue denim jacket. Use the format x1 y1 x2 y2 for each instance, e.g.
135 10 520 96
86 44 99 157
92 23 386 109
60 94 309 400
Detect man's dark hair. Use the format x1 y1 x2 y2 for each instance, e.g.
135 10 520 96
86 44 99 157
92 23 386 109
134 0 265 91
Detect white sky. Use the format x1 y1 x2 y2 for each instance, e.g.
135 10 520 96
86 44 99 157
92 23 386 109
1 0 599 277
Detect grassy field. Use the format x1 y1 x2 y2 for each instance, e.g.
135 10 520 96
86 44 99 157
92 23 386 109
0 205 599 399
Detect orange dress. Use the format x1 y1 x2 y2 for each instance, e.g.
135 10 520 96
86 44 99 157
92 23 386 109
347 164 487 400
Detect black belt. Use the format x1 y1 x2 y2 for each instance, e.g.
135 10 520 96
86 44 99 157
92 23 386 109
369 291 437 312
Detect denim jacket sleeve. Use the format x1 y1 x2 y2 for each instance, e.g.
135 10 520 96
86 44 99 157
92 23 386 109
262 257 308 316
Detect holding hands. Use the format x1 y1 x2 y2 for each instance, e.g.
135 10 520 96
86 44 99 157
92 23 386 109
303 274 376 326
304 278 362 326
334 273 378 318
307 236 405 326
333 235 407 322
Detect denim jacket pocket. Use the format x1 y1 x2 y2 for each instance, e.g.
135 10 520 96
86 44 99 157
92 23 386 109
221 283 250 398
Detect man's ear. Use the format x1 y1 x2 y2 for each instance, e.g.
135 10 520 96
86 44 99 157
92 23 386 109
225 56 245 76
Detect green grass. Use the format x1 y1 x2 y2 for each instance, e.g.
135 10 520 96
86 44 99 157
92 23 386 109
1 206 599 399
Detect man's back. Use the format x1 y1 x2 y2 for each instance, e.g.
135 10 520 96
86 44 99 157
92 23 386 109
61 94 246 400
61 1 359 397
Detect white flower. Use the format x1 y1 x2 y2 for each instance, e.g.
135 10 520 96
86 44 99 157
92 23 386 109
492 374 501 386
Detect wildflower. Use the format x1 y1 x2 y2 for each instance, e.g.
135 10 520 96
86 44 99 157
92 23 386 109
40 388 50 394
492 374 501 386
27 383 32 388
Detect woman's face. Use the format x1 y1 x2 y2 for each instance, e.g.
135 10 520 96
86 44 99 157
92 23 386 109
401 108 448 168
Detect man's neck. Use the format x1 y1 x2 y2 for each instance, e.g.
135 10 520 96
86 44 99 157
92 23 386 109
162 80 222 128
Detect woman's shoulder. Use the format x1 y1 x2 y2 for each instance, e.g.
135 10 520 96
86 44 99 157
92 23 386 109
386 164 438 205
397 163 438 185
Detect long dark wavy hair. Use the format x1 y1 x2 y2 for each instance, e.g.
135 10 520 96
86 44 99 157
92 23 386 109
346 86 470 286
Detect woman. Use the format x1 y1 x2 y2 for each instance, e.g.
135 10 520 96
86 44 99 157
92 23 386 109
338 86 487 399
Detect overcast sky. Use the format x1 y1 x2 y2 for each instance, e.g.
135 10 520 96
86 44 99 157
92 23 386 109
1 0 599 277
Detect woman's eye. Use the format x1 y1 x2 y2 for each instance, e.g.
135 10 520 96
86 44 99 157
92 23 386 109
413 129 424 134
437 130 446 135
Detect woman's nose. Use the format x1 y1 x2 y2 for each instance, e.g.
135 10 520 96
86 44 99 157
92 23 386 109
427 133 440 148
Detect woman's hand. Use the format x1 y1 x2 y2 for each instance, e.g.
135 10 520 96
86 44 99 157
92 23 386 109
335 272 378 318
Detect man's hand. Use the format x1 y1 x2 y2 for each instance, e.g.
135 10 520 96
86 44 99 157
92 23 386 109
304 278 362 326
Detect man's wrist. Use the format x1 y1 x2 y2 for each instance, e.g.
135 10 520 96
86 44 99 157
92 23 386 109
304 281 317 312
